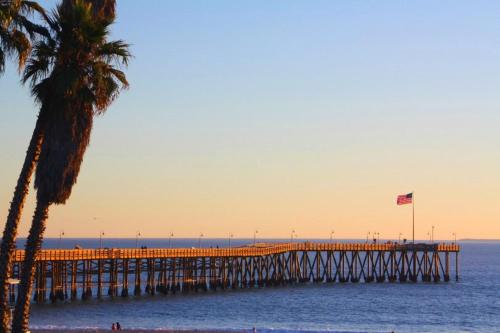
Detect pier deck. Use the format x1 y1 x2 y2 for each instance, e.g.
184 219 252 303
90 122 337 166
8 242 460 304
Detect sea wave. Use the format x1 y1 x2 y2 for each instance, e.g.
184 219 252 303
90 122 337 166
30 325 378 333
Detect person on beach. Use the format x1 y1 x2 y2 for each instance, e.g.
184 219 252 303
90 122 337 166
117 322 122 330
112 323 116 330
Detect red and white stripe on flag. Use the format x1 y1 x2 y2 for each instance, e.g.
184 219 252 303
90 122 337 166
397 193 413 205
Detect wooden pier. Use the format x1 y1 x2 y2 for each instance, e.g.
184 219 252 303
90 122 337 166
8 242 460 304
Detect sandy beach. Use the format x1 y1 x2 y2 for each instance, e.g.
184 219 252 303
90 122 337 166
23 327 405 333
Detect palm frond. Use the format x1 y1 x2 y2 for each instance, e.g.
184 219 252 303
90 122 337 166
97 40 130 66
9 29 29 69
16 14 49 39
21 38 55 85
108 67 128 87
22 57 49 86
20 1 47 17
30 77 52 104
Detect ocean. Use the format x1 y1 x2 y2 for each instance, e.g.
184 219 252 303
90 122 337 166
18 238 499 333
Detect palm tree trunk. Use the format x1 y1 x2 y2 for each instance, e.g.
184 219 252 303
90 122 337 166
0 114 44 333
11 200 49 333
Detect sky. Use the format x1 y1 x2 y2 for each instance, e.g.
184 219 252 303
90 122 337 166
1 1 500 240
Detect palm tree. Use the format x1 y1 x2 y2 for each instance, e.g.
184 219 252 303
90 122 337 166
11 0 129 331
0 1 49 331
0 1 120 330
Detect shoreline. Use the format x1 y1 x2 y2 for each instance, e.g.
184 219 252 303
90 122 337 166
31 328 255 332
30 328 252 333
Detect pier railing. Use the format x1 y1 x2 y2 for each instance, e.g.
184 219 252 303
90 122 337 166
13 242 459 261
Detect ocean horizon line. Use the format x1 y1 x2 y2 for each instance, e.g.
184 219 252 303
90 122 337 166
28 237 499 242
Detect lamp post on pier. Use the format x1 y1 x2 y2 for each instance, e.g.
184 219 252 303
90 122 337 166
198 233 204 248
431 225 435 243
229 233 234 248
330 230 335 243
452 232 456 244
58 230 64 248
398 232 402 243
135 231 141 248
291 230 296 243
253 230 258 245
366 232 371 243
99 231 105 249
169 232 174 248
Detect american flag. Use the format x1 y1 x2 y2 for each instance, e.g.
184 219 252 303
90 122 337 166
397 193 413 205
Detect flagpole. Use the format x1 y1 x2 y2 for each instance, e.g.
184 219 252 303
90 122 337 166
412 192 416 282
412 192 415 244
